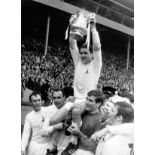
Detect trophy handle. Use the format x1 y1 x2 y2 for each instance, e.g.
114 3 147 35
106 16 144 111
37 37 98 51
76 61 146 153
88 13 96 23
69 14 77 25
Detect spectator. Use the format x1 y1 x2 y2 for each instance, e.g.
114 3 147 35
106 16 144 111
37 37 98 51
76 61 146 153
21 37 134 103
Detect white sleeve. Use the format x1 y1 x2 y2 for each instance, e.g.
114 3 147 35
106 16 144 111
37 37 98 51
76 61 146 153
91 27 101 52
92 126 109 139
92 48 102 72
21 116 31 151
69 37 79 65
108 123 134 136
41 117 55 136
91 28 102 71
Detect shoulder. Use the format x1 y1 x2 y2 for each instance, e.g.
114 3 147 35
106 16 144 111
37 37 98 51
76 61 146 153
41 106 52 115
46 104 57 112
25 111 34 121
93 113 102 125
108 123 134 134
44 105 58 117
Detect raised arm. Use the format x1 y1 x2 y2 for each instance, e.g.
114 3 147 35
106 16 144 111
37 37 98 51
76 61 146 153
91 22 102 70
69 37 79 65
91 26 101 52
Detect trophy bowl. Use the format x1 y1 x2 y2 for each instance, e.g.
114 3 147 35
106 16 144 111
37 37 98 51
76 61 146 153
70 11 89 41
70 26 87 41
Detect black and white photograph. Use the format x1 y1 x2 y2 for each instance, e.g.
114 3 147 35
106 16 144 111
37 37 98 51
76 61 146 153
21 0 135 155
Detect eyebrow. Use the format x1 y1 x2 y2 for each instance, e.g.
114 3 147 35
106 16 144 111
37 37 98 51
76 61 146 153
53 96 61 98
32 99 41 102
80 51 88 54
87 97 94 102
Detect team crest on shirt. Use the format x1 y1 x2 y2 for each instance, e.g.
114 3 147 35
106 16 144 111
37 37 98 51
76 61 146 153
84 69 89 74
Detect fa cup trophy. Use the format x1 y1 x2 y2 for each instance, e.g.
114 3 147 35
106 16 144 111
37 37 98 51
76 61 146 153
65 10 96 48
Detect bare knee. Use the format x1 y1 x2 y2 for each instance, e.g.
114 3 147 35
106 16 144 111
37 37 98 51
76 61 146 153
72 107 82 118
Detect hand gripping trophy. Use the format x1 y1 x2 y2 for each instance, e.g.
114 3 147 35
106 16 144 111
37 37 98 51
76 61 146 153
65 10 96 49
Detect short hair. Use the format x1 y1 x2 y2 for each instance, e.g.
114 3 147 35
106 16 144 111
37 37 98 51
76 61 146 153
79 44 93 54
63 86 74 98
120 93 134 104
115 101 134 123
102 86 118 98
52 88 65 97
29 91 42 102
87 90 104 105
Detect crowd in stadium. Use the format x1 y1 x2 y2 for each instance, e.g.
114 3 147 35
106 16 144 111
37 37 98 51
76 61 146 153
21 0 134 154
21 35 134 155
21 40 134 155
21 37 134 105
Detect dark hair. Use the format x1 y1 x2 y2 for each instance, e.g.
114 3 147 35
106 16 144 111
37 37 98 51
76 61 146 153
120 93 134 103
29 91 42 102
53 88 65 97
102 86 118 98
63 86 74 98
79 44 93 54
115 102 134 123
87 90 104 105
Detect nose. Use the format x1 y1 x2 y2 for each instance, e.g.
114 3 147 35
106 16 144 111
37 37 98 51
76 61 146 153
36 100 41 105
86 100 90 106
81 54 85 58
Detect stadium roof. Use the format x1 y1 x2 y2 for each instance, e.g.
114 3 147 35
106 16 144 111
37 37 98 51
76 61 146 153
88 0 133 17
21 0 134 57
64 0 134 18
62 0 134 29
30 0 134 36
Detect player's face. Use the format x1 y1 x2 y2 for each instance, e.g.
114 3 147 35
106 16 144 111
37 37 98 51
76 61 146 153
86 95 99 112
31 94 42 112
48 91 53 100
104 100 118 125
80 48 92 64
53 91 65 109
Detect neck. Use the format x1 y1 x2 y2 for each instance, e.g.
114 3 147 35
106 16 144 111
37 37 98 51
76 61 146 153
55 103 65 109
112 121 122 125
88 109 99 114
34 108 41 112
81 59 91 65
